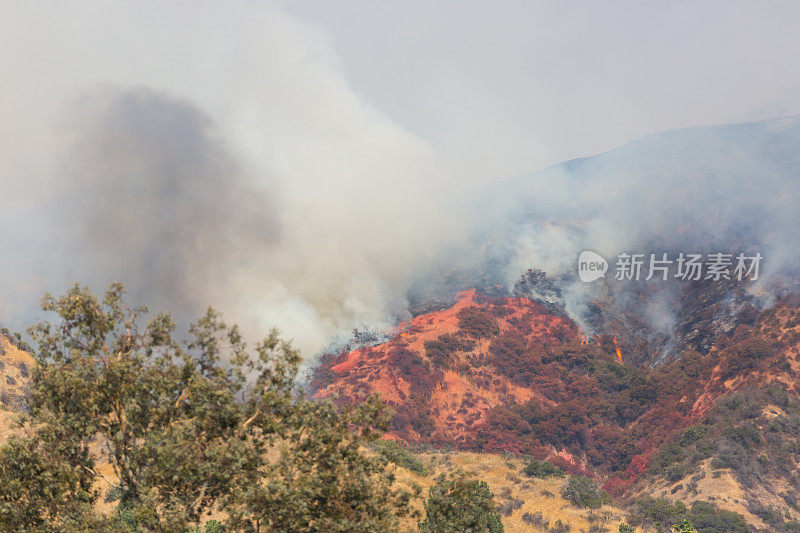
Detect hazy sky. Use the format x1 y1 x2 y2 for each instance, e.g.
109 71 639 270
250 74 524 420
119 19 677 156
2 1 800 357
279 0 800 182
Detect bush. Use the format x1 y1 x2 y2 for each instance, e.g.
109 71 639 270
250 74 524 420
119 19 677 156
419 473 504 532
523 459 565 478
497 496 523 517
672 519 697 532
424 334 474 368
560 475 608 509
629 496 686 530
204 520 226 533
688 500 747 532
456 307 500 339
522 511 547 528
373 439 428 475
628 497 747 533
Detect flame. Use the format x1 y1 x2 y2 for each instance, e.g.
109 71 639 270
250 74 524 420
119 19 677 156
613 331 623 363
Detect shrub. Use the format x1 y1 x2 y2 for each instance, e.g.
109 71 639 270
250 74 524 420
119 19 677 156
419 473 504 532
523 459 565 478
522 511 547 528
561 475 608 509
204 520 226 533
549 519 571 533
629 496 686 530
688 500 748 532
628 497 747 533
497 496 523 517
456 307 500 338
489 334 531 383
373 439 428 475
424 334 474 368
679 424 708 446
672 519 697 532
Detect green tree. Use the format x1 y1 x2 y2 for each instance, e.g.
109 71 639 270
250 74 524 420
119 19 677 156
419 473 504 532
0 431 104 531
0 283 412 532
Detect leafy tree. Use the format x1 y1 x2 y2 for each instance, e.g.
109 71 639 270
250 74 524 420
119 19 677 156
0 431 103 531
0 283 412 532
419 473 504 532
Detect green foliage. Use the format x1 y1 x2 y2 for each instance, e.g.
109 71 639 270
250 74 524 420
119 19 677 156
522 459 564 478
203 520 226 533
628 497 747 533
679 424 708 446
560 475 609 509
618 524 635 533
688 501 747 532
419 473 504 532
373 439 428 475
629 497 687 532
0 432 101 531
672 518 697 532
0 283 413 532
650 385 800 489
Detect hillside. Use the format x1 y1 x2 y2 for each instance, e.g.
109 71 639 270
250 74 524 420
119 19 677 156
311 289 581 445
312 286 800 530
392 450 628 532
4 286 800 531
0 332 33 439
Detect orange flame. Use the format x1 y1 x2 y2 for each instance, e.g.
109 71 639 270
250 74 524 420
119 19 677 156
613 331 623 363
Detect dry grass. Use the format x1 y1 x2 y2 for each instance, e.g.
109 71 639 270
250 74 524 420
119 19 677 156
394 451 628 532
0 336 34 441
639 458 773 530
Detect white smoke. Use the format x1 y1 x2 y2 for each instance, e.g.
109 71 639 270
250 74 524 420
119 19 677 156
0 1 461 359
2 1 800 364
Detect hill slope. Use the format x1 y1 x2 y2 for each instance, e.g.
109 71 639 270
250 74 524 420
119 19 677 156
312 287 800 529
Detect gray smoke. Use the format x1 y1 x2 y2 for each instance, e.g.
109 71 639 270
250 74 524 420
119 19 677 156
3 1 800 364
55 88 281 317
465 117 800 355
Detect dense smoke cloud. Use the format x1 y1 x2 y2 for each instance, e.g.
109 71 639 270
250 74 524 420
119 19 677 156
51 87 282 320
0 2 461 359
2 1 800 363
